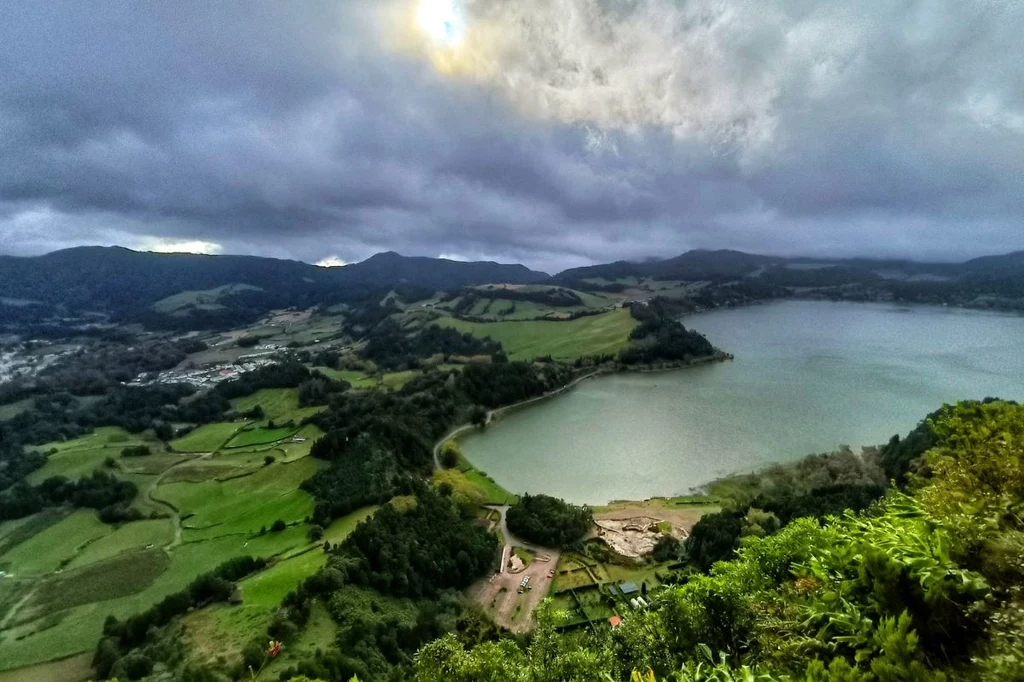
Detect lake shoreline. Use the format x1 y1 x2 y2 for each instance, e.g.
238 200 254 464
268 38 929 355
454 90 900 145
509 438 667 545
432 351 732 476
451 300 1024 505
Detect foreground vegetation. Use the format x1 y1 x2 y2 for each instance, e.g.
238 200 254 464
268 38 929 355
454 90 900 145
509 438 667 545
416 400 1024 681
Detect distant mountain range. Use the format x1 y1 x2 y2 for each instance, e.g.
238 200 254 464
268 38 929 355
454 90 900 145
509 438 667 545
554 248 1024 283
1 246 1023 327
0 247 547 325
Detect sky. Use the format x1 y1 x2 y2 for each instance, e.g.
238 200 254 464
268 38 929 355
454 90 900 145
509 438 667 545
1 0 1022 274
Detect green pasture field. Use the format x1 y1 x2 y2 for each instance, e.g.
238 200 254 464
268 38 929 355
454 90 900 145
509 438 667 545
229 387 325 424
151 283 261 314
438 307 636 360
159 458 317 538
20 549 169 623
313 367 417 390
433 465 517 507
180 506 377 669
0 509 66 555
170 421 245 453
323 505 378 543
0 398 32 421
64 518 174 570
225 425 298 448
1 400 327 672
0 509 110 576
0 654 93 682
27 426 159 482
0 527 313 672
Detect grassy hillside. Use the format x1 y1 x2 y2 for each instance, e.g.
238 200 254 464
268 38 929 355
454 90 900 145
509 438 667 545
438 307 636 360
0 386 336 675
151 283 262 314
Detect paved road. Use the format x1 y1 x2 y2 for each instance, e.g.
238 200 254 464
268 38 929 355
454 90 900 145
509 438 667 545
484 504 550 554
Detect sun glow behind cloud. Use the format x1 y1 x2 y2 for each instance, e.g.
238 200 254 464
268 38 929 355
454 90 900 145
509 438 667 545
417 0 464 46
136 238 222 255
316 255 349 268
391 0 795 151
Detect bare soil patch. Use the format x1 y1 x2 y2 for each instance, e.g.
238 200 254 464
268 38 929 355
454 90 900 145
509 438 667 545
468 548 560 633
592 504 705 560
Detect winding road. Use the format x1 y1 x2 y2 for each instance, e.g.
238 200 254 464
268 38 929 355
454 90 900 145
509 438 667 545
483 504 548 553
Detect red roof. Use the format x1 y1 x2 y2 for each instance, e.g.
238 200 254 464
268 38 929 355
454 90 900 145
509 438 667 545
609 616 622 627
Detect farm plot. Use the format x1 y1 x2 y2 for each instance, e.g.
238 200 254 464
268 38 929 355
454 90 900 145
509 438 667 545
171 421 244 452
158 458 317 539
27 426 160 482
438 307 636 361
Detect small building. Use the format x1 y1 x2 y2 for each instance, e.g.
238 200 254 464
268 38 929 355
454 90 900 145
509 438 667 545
608 616 622 628
619 581 640 596
629 597 640 609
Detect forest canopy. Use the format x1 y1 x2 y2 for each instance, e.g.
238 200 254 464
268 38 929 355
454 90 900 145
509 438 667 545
506 493 593 549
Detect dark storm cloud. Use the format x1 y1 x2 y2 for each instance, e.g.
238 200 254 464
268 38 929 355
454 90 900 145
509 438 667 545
1 0 1023 270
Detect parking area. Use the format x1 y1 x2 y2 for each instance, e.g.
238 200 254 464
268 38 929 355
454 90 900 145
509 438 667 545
467 548 560 633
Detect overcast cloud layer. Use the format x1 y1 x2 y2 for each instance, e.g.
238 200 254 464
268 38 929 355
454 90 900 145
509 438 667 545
1 0 1022 272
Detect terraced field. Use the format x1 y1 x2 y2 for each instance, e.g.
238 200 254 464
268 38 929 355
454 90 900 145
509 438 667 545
0 387 336 676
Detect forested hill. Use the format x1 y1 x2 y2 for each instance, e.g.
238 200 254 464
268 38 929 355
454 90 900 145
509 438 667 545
555 248 1024 284
0 247 547 322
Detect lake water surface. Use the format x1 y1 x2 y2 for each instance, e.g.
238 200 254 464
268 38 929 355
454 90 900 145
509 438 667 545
459 301 1024 504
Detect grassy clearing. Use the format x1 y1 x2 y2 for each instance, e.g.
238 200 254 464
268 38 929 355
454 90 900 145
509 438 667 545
225 425 298 448
433 467 517 507
314 367 417 390
0 398 33 421
241 549 326 608
464 470 518 505
151 283 261 314
261 601 337 676
0 653 93 682
439 307 636 360
274 424 323 461
171 421 244 453
0 510 110 576
0 533 287 672
27 427 158 482
64 518 174 570
22 549 169 622
0 509 67 556
440 442 518 505
181 505 376 669
160 458 317 538
323 505 378 543
230 387 325 424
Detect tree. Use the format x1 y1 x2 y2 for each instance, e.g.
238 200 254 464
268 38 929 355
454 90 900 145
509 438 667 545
440 442 460 469
506 494 593 549
271 519 287 532
470 406 488 428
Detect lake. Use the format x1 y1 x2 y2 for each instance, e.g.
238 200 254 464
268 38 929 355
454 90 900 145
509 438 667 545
459 301 1024 504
